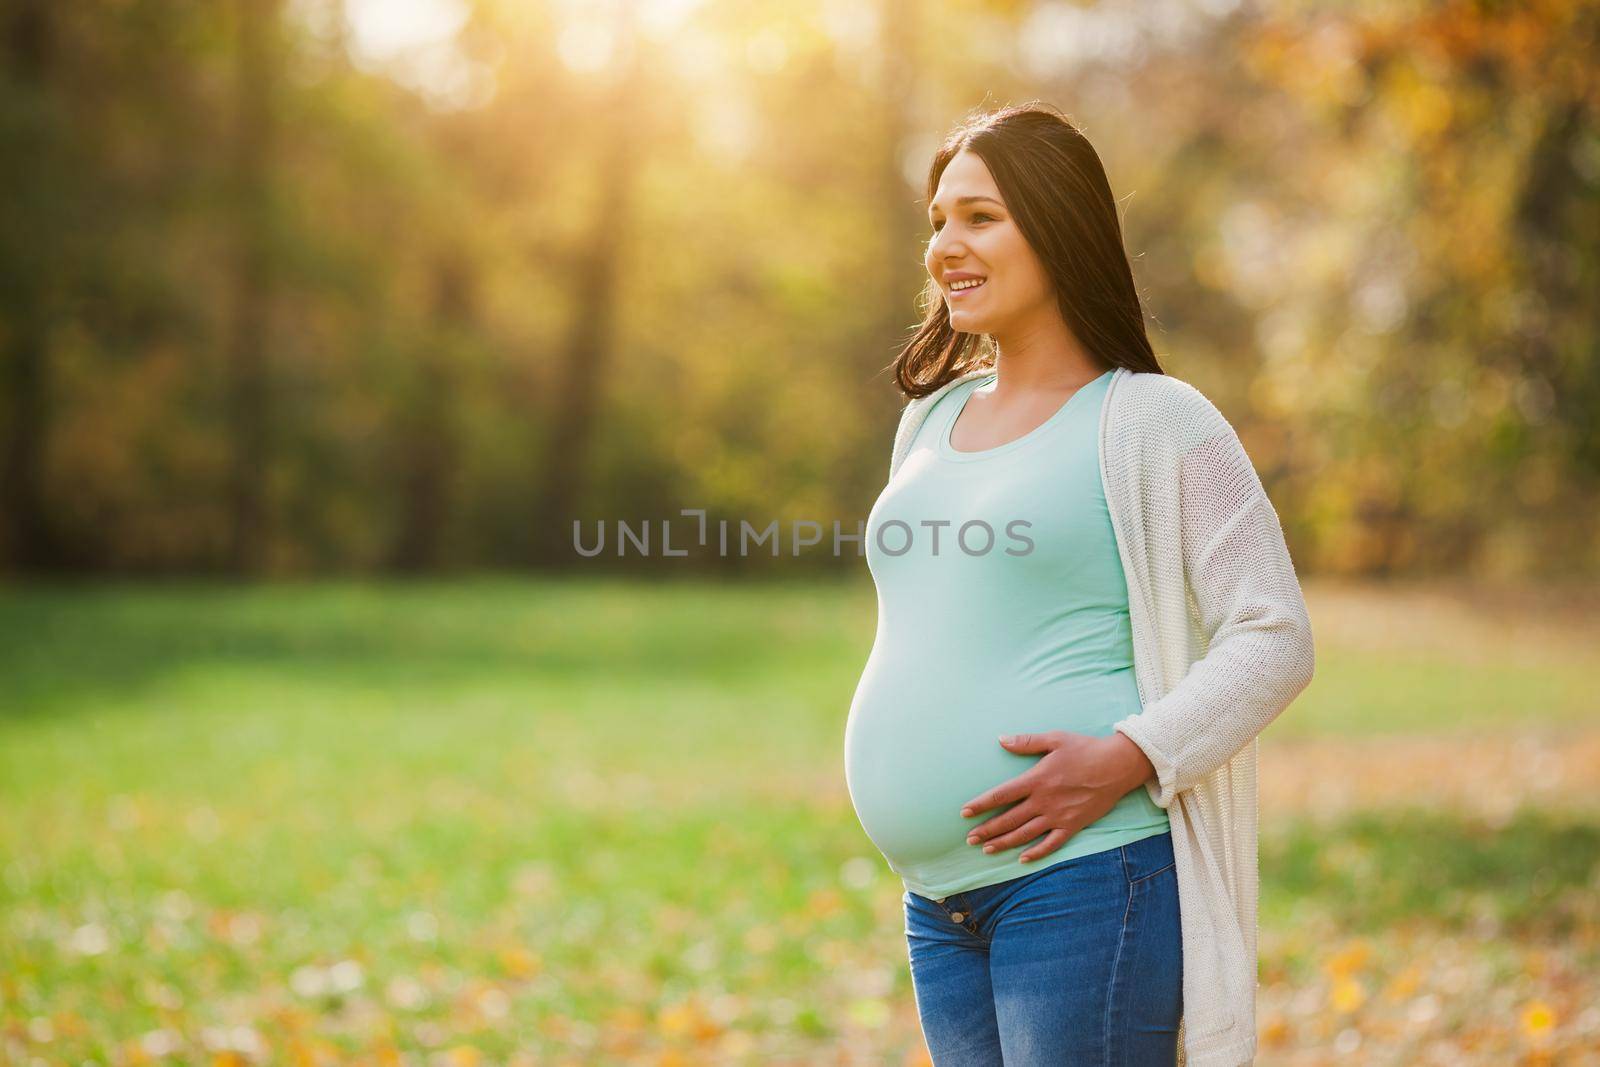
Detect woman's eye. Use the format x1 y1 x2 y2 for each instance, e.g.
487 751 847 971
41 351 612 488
931 213 995 233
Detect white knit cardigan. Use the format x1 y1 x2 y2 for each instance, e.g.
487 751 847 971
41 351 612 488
888 364 1316 1067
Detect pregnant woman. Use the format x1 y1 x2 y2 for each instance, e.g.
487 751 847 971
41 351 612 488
844 103 1315 1067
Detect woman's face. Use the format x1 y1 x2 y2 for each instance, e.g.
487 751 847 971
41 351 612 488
924 149 1054 336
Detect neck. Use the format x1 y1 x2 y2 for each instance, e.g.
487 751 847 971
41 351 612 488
987 310 1103 395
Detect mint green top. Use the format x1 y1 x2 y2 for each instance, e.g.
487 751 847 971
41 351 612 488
844 367 1169 898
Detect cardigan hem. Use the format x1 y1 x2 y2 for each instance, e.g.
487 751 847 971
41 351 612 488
1183 1030 1257 1067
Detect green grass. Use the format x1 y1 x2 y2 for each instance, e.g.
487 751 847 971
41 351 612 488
1 576 1596 1063
1274 644 1593 738
1261 808 1600 938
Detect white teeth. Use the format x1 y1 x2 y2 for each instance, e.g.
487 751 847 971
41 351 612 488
950 278 985 291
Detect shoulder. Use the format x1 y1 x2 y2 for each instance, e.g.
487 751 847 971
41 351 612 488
903 367 990 411
1113 370 1235 450
888 369 974 474
888 368 993 477
894 368 989 432
1116 369 1222 417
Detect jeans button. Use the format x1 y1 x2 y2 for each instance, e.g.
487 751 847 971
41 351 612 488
934 896 946 903
950 911 965 923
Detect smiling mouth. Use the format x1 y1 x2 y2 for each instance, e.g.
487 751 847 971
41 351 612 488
949 278 987 298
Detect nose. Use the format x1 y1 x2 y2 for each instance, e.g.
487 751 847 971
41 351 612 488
927 230 966 273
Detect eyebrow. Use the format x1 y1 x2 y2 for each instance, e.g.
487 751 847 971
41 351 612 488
929 195 1004 215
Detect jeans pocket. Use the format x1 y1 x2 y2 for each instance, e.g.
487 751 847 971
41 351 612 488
1121 831 1176 885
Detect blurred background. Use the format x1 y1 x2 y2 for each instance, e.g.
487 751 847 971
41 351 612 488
1 0 1597 1064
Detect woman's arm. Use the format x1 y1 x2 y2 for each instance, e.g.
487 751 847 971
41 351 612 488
1111 402 1316 810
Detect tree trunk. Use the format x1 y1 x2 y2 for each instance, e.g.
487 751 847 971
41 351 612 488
390 253 471 572
1 0 63 572
834 0 921 514
532 0 642 566
226 0 276 575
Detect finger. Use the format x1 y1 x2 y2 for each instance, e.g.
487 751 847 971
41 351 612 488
1020 828 1071 863
966 802 1035 845
960 777 1033 818
978 815 1051 855
997 731 1063 754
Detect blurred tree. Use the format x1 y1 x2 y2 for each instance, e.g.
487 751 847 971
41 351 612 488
532 0 644 566
226 0 279 575
388 249 470 572
1 1 64 570
0 0 1593 578
1244 0 1600 576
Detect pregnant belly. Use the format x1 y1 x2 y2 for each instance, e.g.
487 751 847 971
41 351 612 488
843 654 1142 869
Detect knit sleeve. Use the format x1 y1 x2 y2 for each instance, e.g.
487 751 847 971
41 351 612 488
888 398 923 480
1112 397 1316 810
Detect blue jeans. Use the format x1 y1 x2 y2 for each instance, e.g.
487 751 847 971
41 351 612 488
902 830 1182 1066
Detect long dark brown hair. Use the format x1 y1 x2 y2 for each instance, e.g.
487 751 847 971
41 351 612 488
892 101 1164 398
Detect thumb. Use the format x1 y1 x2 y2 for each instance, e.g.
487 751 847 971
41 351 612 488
998 732 1052 752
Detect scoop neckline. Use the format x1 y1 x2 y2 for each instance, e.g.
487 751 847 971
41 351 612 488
938 368 1112 462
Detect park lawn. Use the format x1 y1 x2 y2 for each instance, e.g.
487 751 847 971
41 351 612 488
1 576 1595 1064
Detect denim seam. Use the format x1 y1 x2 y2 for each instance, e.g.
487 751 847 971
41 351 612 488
1105 877 1134 1067
1128 858 1175 886
1125 836 1175 886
